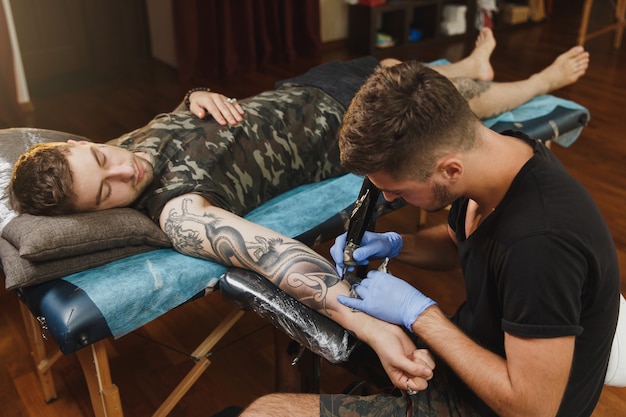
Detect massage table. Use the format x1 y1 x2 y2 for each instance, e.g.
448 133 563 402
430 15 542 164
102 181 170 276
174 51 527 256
0 93 602 417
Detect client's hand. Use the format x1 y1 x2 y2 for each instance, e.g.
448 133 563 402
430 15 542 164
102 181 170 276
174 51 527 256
188 90 244 126
330 231 403 275
358 314 434 393
338 270 436 332
408 349 436 392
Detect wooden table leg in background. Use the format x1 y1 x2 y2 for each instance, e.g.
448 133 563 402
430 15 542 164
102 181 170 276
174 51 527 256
578 0 626 47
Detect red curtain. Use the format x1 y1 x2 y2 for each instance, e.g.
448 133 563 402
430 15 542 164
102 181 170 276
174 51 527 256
172 0 321 81
0 3 20 125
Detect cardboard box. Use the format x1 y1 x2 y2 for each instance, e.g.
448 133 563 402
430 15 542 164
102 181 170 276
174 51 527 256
500 4 529 25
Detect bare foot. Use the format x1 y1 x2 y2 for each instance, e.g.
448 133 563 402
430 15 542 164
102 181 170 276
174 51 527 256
466 28 496 81
380 57 402 67
532 46 590 94
429 28 495 81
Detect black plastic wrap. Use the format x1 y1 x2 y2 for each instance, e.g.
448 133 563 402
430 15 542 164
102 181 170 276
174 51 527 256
220 268 359 364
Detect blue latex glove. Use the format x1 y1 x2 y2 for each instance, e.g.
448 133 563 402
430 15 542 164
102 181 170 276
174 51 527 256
330 231 403 275
338 270 437 332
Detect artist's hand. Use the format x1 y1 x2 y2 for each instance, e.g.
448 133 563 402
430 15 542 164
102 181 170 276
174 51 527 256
338 270 436 332
330 231 403 275
188 90 244 125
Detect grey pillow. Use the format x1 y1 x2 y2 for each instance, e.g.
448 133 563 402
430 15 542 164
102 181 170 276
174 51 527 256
0 237 162 290
2 209 170 261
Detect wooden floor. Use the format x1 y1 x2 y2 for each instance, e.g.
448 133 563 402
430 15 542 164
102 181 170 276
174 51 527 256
1 1 625 415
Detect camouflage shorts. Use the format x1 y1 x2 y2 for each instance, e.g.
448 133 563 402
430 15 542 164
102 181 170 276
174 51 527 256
320 367 481 417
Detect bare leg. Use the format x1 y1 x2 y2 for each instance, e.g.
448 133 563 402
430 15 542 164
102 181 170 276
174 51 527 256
379 30 589 120
380 28 496 82
454 45 590 119
241 393 320 417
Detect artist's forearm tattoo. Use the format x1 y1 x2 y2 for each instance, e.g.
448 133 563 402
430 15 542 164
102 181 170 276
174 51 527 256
163 198 342 314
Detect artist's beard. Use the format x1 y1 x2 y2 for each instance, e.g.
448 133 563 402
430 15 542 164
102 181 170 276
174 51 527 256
424 182 459 213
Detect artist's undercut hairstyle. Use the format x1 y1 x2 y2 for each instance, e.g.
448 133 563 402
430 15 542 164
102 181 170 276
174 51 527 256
10 143 78 216
339 61 479 182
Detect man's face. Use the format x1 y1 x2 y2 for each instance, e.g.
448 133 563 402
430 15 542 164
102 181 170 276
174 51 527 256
65 141 154 211
368 170 458 213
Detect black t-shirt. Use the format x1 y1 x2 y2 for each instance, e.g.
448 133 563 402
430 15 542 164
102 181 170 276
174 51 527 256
448 132 620 416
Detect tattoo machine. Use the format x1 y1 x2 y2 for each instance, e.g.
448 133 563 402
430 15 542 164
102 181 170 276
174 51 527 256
342 177 381 285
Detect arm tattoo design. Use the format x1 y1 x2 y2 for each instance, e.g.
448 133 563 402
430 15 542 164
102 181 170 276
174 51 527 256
163 198 342 314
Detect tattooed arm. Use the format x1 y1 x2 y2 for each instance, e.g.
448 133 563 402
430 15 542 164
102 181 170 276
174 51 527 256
161 194 343 313
160 193 435 390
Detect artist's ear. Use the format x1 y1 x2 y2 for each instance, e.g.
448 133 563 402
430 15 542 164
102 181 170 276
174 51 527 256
437 156 463 182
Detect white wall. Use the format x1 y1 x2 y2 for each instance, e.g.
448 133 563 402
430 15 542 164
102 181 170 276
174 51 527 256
2 0 29 105
320 0 348 42
145 0 177 67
